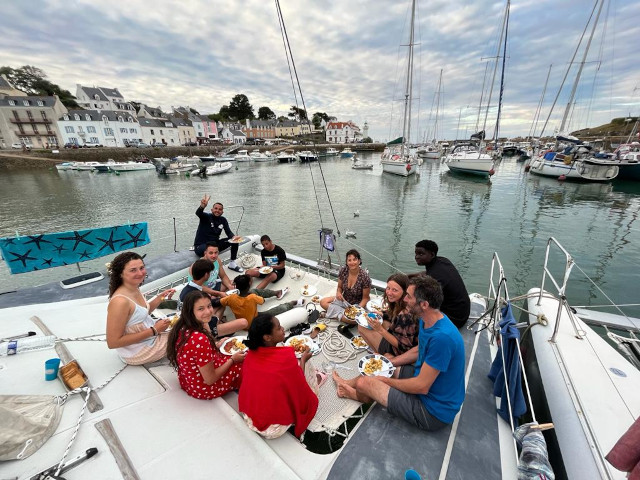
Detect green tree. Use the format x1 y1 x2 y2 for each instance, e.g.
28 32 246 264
312 111 330 129
288 105 307 121
0 65 80 109
258 106 276 121
361 136 373 143
218 105 231 120
224 94 254 121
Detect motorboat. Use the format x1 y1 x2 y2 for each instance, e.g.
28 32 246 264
444 143 495 177
351 162 373 170
250 150 273 162
199 154 217 162
205 162 233 175
325 148 339 156
276 150 297 163
75 162 103 171
339 148 354 158
234 150 251 162
105 161 156 172
416 144 440 159
54 162 78 171
297 150 318 162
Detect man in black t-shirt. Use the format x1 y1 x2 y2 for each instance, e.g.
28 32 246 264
246 234 286 289
409 239 470 328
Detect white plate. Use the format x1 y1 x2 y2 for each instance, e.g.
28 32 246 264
225 289 239 295
220 336 248 355
285 335 320 358
355 311 382 329
350 335 369 350
300 285 317 297
258 266 273 274
358 354 394 377
366 298 384 314
310 295 321 304
344 305 366 321
227 237 246 244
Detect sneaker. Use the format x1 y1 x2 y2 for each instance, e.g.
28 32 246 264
295 297 305 307
277 286 290 300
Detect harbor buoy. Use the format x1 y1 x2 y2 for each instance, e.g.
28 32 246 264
406 164 411 172
489 168 495 176
558 174 566 181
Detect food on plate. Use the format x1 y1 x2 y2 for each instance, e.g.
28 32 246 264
170 314 179 326
288 337 310 354
303 284 309 289
223 338 246 354
344 305 361 320
363 357 383 375
351 336 368 348
369 303 383 313
311 295 320 303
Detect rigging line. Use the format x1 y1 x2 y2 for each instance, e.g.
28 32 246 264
529 64 552 139
343 238 404 274
275 0 341 235
493 1 510 144
539 0 600 138
275 0 298 110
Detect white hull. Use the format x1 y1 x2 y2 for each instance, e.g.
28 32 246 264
108 162 155 172
528 157 618 181
380 159 417 176
444 149 494 177
420 151 440 159
205 162 233 175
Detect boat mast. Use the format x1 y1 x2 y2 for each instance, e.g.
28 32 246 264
493 0 510 148
433 69 443 143
559 0 605 133
529 64 552 140
400 0 416 158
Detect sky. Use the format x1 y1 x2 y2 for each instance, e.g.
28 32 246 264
1 0 639 142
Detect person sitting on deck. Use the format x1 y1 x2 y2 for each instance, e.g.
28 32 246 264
167 290 245 400
358 273 418 356
246 235 287 289
239 313 322 439
193 195 244 272
333 276 465 431
319 249 371 324
180 259 248 337
106 252 177 365
220 274 304 328
189 241 235 296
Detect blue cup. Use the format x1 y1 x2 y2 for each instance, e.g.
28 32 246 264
45 358 61 381
405 469 422 480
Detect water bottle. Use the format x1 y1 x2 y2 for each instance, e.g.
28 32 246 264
0 335 57 356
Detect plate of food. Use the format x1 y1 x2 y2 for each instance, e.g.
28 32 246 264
258 266 273 274
356 311 383 330
300 284 317 297
350 335 369 350
358 354 394 377
366 298 384 314
284 335 320 358
344 305 366 321
220 336 248 355
310 295 321 304
227 237 246 244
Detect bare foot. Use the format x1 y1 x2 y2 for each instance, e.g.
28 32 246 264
336 382 358 400
332 371 346 385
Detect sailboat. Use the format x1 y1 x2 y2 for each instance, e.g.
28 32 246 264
381 0 419 177
444 1 512 178
528 0 618 182
417 69 444 160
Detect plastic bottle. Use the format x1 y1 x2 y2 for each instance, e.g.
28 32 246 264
0 335 57 356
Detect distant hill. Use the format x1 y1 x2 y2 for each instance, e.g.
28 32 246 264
572 117 639 139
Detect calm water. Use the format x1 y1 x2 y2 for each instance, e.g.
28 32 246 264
1 154 639 317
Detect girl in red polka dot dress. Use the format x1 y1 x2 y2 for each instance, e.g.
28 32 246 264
167 291 245 399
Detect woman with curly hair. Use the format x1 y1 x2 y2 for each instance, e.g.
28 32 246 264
358 273 417 356
167 290 244 399
106 251 176 365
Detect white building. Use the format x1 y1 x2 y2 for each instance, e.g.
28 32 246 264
325 120 362 143
219 127 246 144
75 85 136 115
169 117 197 146
58 110 140 147
137 117 180 146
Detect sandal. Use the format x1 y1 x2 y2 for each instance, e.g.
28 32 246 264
315 370 328 388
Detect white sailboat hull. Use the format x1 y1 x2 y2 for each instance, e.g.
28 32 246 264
380 159 417 176
528 157 618 181
444 152 494 177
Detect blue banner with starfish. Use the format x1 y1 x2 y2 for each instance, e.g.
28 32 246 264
0 223 150 274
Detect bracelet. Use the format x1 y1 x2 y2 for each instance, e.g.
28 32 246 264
150 326 158 336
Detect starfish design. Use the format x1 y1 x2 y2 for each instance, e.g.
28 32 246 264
24 234 52 250
78 249 92 260
1 238 16 246
8 249 37 268
57 230 94 251
41 258 54 267
96 230 123 253
121 229 145 248
53 243 67 254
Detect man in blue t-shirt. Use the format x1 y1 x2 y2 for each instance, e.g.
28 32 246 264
333 276 465 431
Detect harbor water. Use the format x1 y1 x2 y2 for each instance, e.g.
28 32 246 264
1 153 639 317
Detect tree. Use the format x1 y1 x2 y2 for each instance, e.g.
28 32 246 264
288 105 307 121
361 137 373 143
218 105 231 120
0 65 80 109
225 94 254 121
312 111 330 129
258 106 276 121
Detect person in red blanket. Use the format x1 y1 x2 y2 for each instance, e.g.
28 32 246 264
167 290 245 400
239 313 323 438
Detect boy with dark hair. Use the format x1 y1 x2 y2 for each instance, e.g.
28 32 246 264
246 235 287 289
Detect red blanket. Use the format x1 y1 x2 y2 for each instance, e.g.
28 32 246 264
238 346 318 438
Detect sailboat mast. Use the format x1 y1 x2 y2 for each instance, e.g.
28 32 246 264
494 0 510 146
433 69 443 143
529 64 552 139
401 0 416 157
559 0 605 133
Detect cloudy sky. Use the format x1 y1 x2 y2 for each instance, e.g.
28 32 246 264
2 0 638 142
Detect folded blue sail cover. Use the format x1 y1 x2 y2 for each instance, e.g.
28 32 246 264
488 301 527 424
0 223 150 274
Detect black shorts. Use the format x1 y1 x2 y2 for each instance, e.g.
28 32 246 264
378 337 395 355
260 268 285 283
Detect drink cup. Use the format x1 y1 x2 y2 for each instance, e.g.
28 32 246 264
45 358 61 381
405 469 422 480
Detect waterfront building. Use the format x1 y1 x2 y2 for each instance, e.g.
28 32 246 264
169 117 197 146
137 104 167 120
275 120 301 138
75 85 136 115
137 117 179 146
219 127 246 144
243 119 276 139
57 110 139 147
199 115 219 143
326 120 362 143
0 75 67 149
